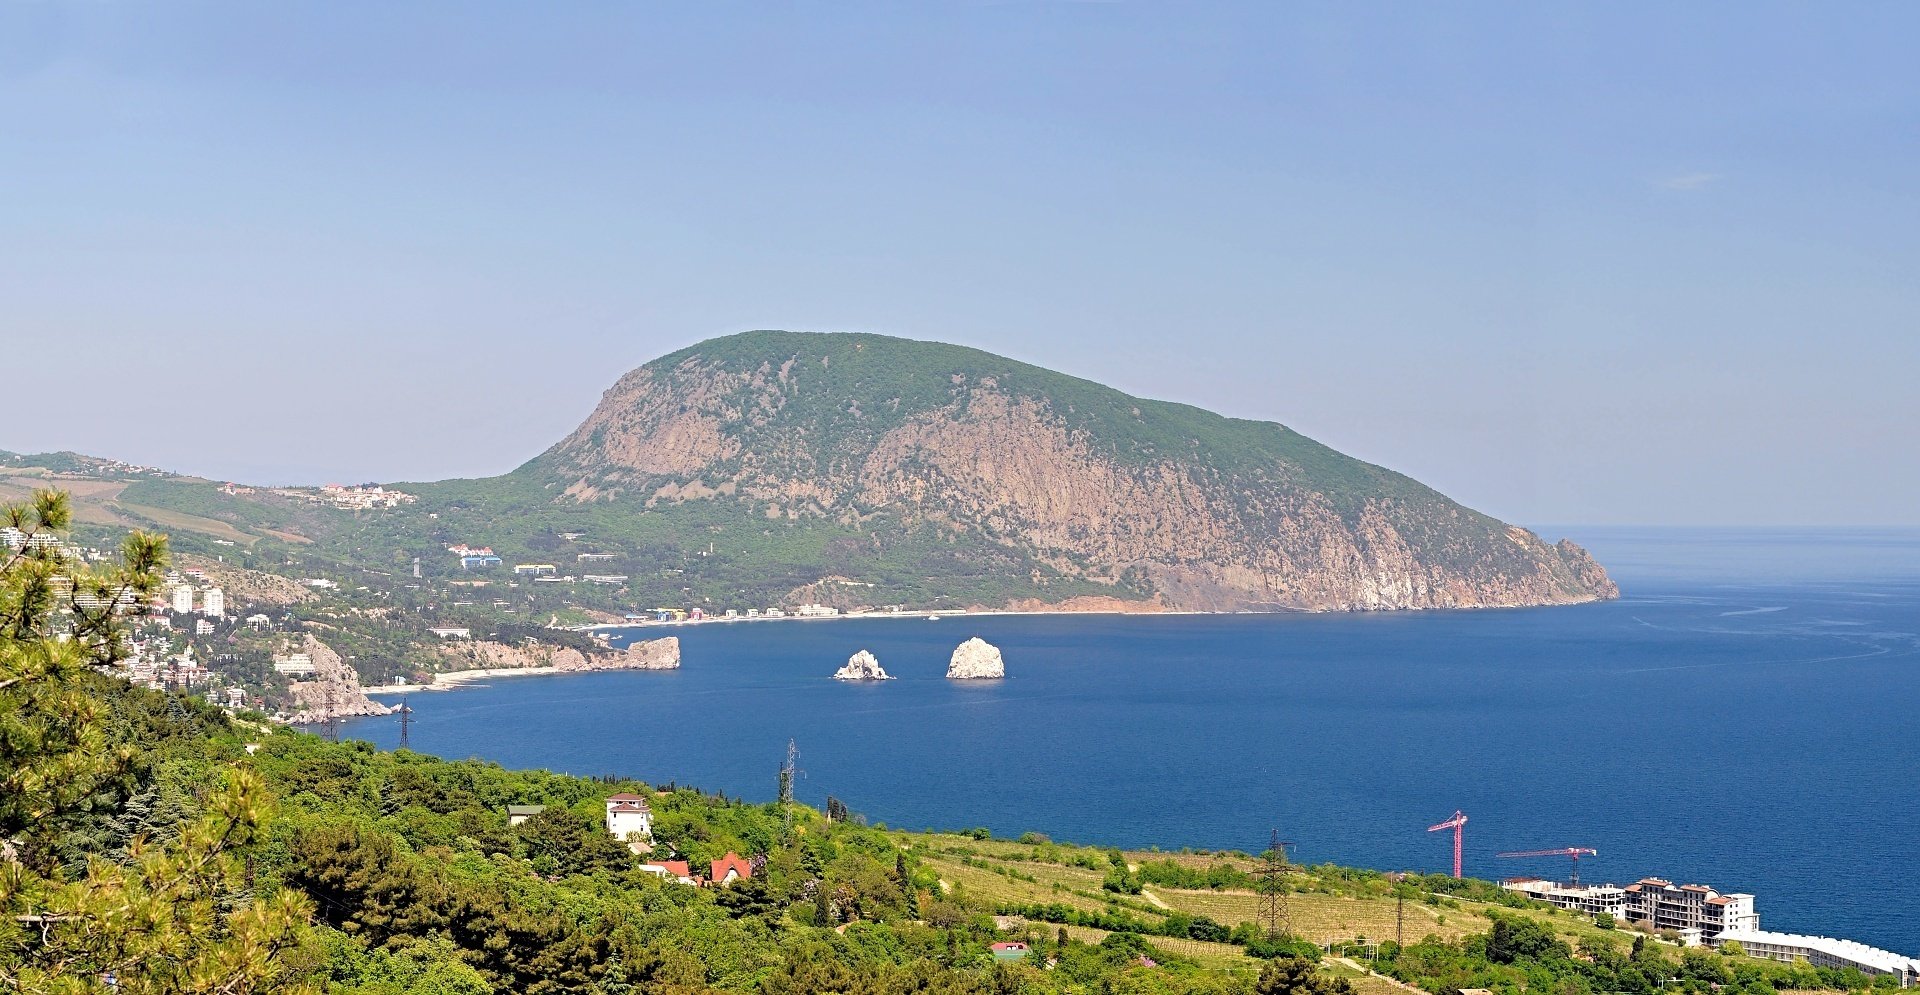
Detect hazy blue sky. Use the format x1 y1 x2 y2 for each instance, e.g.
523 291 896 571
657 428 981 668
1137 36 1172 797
3 3 1915 526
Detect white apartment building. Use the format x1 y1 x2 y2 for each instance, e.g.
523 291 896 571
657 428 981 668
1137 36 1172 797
1622 878 1759 941
272 653 316 676
1502 879 1628 919
172 584 194 614
605 794 654 854
1715 930 1920 987
201 587 225 618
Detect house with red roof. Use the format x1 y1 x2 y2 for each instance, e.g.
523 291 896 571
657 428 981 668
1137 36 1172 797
989 942 1029 962
709 851 754 886
640 860 696 885
604 793 654 854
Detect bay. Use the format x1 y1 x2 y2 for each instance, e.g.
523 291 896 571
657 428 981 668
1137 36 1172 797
342 528 1920 954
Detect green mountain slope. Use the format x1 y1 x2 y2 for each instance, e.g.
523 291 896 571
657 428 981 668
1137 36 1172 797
510 330 1615 611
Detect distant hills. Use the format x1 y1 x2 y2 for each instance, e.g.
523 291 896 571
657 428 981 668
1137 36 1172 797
4 331 1615 613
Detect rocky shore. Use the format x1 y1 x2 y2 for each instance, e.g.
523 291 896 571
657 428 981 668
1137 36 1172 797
363 636 683 695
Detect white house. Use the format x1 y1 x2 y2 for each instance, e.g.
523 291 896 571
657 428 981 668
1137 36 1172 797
605 794 654 854
273 653 316 676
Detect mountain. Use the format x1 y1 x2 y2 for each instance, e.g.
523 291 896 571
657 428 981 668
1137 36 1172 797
516 330 1615 611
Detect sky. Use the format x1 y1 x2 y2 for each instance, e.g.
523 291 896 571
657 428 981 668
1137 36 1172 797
2 2 1916 527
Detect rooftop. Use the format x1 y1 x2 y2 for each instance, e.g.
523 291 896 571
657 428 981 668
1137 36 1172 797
1716 929 1920 976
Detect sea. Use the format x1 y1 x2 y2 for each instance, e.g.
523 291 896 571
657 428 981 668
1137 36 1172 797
342 528 1920 955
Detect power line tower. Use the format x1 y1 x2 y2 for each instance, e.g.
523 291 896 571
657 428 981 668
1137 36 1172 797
397 694 411 750
322 681 340 743
778 739 802 833
1256 829 1296 939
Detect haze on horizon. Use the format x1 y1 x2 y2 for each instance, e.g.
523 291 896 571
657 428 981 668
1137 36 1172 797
3 3 1916 527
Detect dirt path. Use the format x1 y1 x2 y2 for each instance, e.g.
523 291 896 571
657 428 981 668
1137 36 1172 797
1334 957 1422 993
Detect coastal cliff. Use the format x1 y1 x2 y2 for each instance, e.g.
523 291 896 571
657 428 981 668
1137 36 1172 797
520 331 1618 612
437 636 681 674
287 634 394 723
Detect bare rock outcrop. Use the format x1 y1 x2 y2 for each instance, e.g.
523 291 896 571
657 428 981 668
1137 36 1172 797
946 637 1004 680
287 634 394 723
436 636 681 674
832 650 892 681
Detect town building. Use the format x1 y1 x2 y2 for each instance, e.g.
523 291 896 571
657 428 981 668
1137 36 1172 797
604 794 654 854
513 563 557 576
990 942 1030 963
794 603 839 617
172 584 194 614
710 852 753 886
245 613 273 630
640 860 696 885
201 587 225 618
273 653 317 676
1621 878 1758 943
1502 879 1628 919
1714 930 1920 987
428 627 472 639
506 804 547 826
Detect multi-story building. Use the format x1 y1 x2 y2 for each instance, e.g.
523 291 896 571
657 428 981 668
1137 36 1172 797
1622 878 1758 942
172 584 194 614
272 653 316 676
1715 930 1920 987
1502 879 1628 919
1503 876 1758 944
201 587 225 618
605 794 654 854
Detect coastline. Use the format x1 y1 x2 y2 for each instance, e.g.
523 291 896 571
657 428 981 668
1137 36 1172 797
573 606 1215 635
365 665 570 696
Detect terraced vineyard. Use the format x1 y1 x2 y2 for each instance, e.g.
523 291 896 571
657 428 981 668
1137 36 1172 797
904 831 1638 964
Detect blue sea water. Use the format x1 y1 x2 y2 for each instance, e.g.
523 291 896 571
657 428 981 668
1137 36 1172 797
342 528 1920 954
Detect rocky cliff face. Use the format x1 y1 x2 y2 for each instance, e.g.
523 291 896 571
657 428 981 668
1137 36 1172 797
947 637 1005 680
437 636 681 673
832 650 892 681
287 634 394 723
525 331 1618 612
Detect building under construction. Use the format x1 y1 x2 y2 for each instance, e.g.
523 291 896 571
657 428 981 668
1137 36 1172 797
1502 876 1758 945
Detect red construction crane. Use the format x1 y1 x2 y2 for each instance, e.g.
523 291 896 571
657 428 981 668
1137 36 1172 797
1427 810 1468 878
1496 847 1598 887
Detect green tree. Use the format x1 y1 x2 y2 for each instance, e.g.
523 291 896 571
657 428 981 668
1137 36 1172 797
0 490 314 993
1254 956 1356 995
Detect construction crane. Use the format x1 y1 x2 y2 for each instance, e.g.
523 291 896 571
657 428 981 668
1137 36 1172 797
1496 847 1598 887
1427 810 1468 878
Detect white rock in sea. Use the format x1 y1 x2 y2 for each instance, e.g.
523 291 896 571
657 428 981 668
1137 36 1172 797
832 650 893 681
945 637 1004 680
